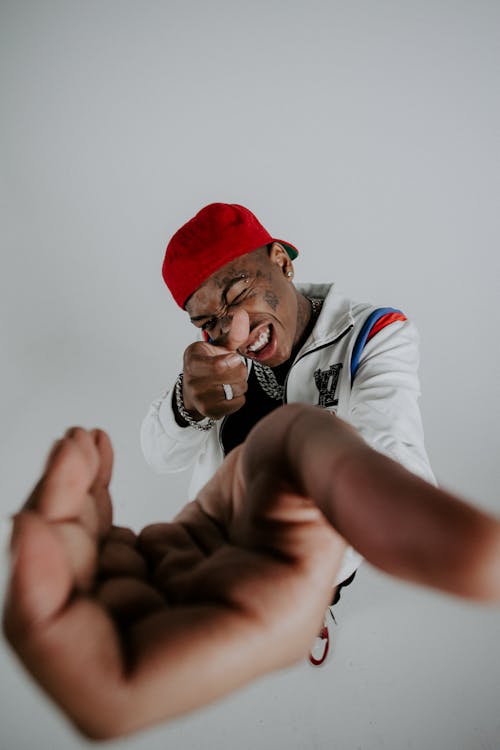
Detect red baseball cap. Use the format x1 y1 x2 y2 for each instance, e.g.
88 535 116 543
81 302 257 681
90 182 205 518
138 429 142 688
162 203 299 309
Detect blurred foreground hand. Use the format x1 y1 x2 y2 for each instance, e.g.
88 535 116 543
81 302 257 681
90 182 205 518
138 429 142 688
4 405 500 739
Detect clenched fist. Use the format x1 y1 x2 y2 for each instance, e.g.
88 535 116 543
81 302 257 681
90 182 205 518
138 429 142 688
179 308 250 421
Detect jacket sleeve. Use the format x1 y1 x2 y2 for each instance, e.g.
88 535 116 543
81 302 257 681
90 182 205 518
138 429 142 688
140 387 214 474
348 318 436 485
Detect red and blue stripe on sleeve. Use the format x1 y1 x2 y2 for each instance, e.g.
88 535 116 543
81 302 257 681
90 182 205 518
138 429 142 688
350 308 407 380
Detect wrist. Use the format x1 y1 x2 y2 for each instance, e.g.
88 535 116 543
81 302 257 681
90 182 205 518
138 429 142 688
174 373 216 432
172 389 192 427
181 393 205 422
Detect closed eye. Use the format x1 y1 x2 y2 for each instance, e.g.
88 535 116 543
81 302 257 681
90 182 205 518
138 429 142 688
228 288 255 307
229 292 246 306
201 317 217 331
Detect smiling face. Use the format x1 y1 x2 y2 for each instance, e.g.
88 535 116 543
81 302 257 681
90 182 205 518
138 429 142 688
185 243 311 367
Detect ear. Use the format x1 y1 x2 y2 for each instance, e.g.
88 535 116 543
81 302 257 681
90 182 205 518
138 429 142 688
268 242 294 279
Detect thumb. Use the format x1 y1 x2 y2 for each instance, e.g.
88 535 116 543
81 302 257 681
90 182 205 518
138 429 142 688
5 512 72 633
226 308 250 352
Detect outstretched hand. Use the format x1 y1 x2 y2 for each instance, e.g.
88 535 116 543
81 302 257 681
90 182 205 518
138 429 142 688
3 421 345 739
4 405 500 739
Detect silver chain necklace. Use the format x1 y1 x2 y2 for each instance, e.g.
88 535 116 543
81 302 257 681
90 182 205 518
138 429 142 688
253 297 323 401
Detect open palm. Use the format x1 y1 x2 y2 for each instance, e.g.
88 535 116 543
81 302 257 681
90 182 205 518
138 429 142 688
6 405 499 739
4 425 345 739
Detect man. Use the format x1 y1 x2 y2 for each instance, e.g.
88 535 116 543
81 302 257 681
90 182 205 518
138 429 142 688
4 405 500 739
141 202 436 664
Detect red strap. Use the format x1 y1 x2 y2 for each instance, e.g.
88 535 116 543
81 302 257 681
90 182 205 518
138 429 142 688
308 627 330 666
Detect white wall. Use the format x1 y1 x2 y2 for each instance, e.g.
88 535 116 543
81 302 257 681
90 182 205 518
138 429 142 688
1 2 499 749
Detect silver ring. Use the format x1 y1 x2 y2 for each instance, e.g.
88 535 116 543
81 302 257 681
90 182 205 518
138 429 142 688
222 383 234 401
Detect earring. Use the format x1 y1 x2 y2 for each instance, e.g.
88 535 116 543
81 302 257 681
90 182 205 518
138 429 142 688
286 270 293 278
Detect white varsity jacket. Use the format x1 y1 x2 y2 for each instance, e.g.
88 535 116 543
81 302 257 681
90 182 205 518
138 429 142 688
141 283 436 583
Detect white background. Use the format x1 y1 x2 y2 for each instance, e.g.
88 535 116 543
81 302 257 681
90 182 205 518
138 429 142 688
1 2 499 748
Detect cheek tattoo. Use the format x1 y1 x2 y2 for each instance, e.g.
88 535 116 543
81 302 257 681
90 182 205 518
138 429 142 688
264 289 279 311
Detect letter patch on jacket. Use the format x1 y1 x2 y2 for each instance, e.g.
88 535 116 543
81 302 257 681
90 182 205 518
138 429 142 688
314 363 342 407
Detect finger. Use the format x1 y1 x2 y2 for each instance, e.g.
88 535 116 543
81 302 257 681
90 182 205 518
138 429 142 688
30 429 113 542
11 430 108 599
210 395 246 419
186 345 245 378
63 429 114 541
25 428 100 522
184 369 247 408
189 340 232 358
90 429 113 489
159 547 239 605
218 379 248 401
225 308 250 352
138 514 222 569
89 429 114 538
137 523 175 566
138 510 226 593
108 525 138 546
173 501 228 552
195 447 242 528
152 550 206 594
98 541 148 580
96 578 165 626
53 521 98 591
186 393 246 421
4 512 73 634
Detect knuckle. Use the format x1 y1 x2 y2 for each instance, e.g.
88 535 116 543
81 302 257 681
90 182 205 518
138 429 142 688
184 343 197 360
182 377 195 397
213 358 230 377
236 362 247 377
183 360 198 377
184 343 206 366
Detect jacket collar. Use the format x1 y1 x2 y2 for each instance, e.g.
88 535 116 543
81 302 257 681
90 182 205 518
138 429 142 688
295 283 354 358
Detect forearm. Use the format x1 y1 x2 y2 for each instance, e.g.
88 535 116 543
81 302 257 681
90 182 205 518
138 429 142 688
244 405 500 601
318 436 499 600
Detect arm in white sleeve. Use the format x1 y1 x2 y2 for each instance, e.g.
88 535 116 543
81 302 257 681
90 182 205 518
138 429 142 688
140 387 213 474
348 319 436 485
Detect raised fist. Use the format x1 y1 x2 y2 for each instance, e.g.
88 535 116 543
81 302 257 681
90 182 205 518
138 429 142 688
180 308 250 420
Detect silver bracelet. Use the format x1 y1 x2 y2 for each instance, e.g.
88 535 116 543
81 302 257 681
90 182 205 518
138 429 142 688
174 373 216 431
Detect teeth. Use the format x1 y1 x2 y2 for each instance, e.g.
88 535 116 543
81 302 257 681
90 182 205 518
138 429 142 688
248 326 270 352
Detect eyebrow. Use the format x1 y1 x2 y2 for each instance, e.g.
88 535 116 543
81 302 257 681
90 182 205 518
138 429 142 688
189 275 248 323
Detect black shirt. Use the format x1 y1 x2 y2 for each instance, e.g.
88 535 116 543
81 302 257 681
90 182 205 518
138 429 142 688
220 358 291 455
220 299 322 455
